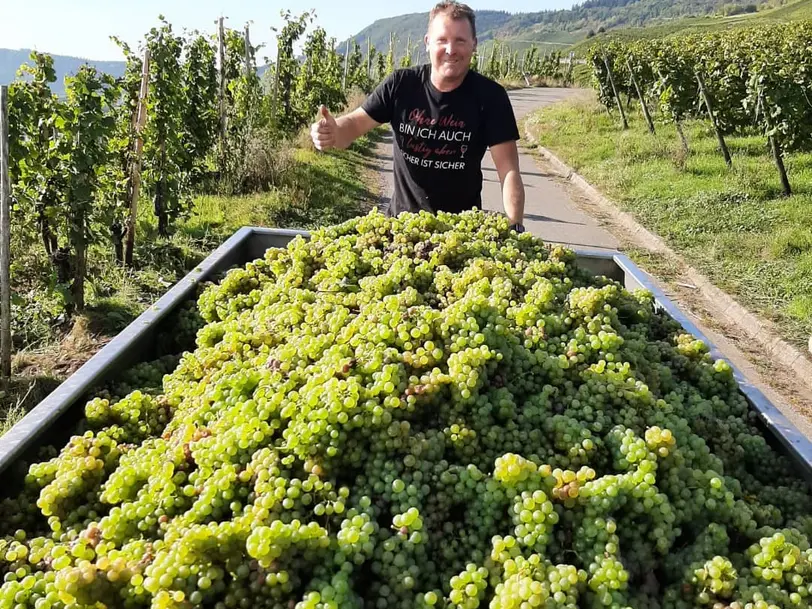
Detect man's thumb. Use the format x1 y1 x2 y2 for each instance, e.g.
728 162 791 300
320 105 333 121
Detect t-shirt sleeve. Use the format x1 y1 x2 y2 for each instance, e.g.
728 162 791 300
361 70 399 124
483 84 520 148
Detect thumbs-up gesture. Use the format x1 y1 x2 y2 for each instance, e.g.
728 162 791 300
311 105 338 150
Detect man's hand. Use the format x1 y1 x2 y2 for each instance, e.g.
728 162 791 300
310 106 382 151
311 105 338 150
490 140 525 227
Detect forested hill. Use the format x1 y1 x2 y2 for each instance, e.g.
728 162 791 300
341 0 797 55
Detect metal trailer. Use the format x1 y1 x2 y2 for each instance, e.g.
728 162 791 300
0 226 810 490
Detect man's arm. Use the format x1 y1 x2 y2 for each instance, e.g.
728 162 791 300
333 106 383 149
490 140 525 227
311 105 382 151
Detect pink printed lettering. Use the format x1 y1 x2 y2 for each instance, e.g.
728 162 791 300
408 108 437 126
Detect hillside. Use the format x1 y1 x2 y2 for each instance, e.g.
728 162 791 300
0 49 125 96
0 47 274 97
567 0 812 53
340 0 793 58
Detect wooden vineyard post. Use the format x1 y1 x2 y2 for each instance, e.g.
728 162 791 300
366 37 371 79
602 51 628 129
272 51 281 118
0 86 10 379
218 17 227 168
125 48 150 267
695 70 732 168
244 25 251 77
626 58 655 134
342 39 350 91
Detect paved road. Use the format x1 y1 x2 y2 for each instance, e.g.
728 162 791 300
376 87 619 253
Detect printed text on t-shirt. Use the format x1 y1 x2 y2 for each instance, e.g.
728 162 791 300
397 108 472 170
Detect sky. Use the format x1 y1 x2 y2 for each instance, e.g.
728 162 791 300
0 0 578 62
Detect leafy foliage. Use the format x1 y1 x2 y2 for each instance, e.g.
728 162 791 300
586 21 812 193
3 11 405 328
8 55 121 312
142 17 189 237
293 26 346 127
182 33 218 185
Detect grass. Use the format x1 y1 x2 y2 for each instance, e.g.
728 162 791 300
500 75 574 90
3 128 386 433
524 93 812 351
184 134 384 235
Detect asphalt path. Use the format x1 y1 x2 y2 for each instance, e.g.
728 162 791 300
375 86 619 252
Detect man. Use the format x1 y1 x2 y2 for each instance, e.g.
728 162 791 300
310 0 526 232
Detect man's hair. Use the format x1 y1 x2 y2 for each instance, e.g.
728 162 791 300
428 1 477 39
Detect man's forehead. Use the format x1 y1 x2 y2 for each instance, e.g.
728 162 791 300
428 15 474 37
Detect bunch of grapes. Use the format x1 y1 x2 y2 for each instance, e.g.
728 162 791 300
0 209 808 609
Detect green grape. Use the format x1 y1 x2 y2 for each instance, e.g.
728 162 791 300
0 209 807 609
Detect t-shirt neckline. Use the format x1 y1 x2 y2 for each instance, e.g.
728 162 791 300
422 64 471 98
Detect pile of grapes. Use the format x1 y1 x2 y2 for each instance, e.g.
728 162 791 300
0 209 810 609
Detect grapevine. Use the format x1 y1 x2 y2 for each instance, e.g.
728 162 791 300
58 65 122 310
182 32 218 186
142 16 190 237
7 54 68 282
293 27 346 133
8 56 121 312
271 10 313 134
587 21 812 192
3 11 414 337
108 37 146 263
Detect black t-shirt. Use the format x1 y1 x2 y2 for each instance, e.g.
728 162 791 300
361 64 519 216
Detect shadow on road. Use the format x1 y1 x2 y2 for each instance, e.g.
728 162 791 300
524 213 585 225
482 165 556 180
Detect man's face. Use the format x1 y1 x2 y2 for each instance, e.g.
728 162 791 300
425 13 476 82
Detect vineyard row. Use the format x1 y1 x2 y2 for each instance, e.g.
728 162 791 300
0 9 573 336
586 20 812 196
